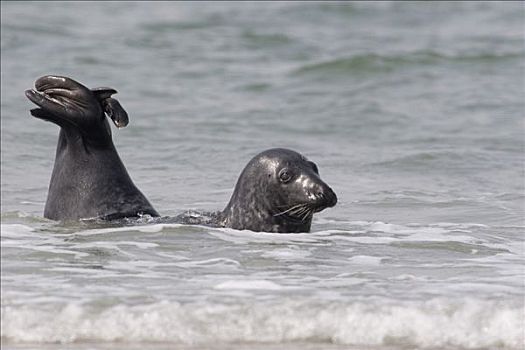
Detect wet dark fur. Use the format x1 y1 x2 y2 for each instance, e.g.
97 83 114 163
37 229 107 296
217 148 337 233
26 76 158 221
27 76 336 232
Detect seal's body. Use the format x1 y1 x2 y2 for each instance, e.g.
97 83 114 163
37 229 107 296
26 75 158 220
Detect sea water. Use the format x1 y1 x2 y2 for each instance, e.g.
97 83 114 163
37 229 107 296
1 2 524 349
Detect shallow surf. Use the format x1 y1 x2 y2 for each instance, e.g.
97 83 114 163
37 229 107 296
1 1 524 349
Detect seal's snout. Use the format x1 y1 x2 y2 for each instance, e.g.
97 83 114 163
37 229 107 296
329 188 337 207
320 185 337 208
311 181 337 210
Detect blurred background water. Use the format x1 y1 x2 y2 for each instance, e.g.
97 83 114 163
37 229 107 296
1 2 524 350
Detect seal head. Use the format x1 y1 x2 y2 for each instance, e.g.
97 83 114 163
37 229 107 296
219 148 337 233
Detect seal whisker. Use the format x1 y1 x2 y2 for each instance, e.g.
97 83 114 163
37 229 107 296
289 204 311 217
287 205 313 222
301 207 314 222
293 206 308 217
273 203 307 217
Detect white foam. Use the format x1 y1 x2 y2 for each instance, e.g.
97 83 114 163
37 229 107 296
214 280 284 290
175 258 241 269
70 241 159 250
0 224 35 238
73 223 183 236
0 224 91 259
261 247 312 260
347 255 384 265
207 228 325 244
1 298 523 349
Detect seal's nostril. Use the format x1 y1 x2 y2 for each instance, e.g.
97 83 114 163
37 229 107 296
329 190 338 207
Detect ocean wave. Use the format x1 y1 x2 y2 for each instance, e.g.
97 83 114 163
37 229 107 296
0 211 50 224
241 30 293 47
1 298 523 349
368 150 491 170
292 51 523 77
2 220 519 255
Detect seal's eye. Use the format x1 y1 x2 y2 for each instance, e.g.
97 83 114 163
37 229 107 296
278 168 293 183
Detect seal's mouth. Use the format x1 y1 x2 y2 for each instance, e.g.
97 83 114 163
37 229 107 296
273 202 320 223
273 188 337 223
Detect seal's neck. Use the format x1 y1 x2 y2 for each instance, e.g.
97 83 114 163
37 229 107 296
220 192 312 233
220 192 271 232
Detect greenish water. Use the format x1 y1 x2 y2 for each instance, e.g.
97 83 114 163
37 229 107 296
1 2 524 349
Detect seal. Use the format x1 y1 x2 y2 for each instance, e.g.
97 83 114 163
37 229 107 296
25 75 159 221
218 148 337 233
25 75 337 232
